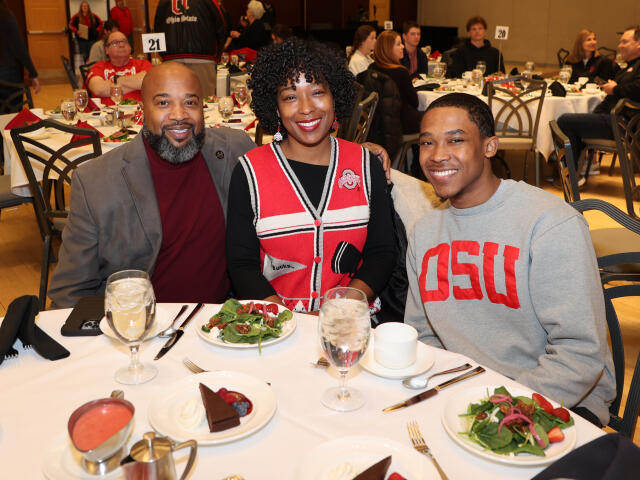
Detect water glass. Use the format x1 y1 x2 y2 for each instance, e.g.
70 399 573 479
433 62 446 81
105 270 157 385
60 98 76 122
525 60 535 72
234 83 249 107
558 69 570 85
230 54 239 66
475 61 486 75
74 89 89 116
221 52 229 66
218 96 234 121
110 85 123 109
318 287 370 411
471 69 483 90
521 70 533 91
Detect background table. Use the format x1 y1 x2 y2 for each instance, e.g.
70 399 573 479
0 304 604 479
417 89 604 159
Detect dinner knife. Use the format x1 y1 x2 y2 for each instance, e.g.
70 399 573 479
154 303 205 360
382 366 486 412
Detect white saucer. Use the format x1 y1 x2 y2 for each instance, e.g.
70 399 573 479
360 338 435 379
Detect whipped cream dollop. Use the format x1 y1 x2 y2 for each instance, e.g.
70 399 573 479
177 396 205 430
327 462 359 480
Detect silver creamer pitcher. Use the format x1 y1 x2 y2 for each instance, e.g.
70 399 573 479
120 431 197 480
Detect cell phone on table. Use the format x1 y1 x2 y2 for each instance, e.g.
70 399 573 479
61 295 105 336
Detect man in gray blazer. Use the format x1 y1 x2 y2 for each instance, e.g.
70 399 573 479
48 62 255 307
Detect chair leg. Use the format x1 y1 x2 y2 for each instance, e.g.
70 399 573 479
523 150 529 183
535 150 540 187
609 153 617 176
39 235 52 311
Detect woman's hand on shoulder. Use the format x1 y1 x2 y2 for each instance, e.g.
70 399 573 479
361 142 391 184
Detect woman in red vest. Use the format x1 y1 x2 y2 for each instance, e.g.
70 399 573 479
69 1 103 62
226 39 396 313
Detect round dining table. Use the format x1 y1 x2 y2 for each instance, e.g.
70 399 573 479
0 303 605 479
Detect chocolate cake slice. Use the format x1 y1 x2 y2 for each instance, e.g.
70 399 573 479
353 455 392 480
199 383 240 432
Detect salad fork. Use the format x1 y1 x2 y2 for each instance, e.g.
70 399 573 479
183 357 209 374
407 421 449 480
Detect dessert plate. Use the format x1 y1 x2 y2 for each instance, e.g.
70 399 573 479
196 300 296 349
100 305 172 341
359 336 435 379
148 370 276 445
441 385 577 466
295 435 437 480
42 433 123 480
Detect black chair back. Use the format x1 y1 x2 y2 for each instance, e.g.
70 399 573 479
598 46 617 60
549 120 580 202
557 48 570 67
571 198 640 438
10 119 103 309
61 56 79 90
611 98 640 221
0 80 34 114
79 61 96 88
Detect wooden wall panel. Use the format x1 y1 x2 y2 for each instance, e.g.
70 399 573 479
27 35 70 70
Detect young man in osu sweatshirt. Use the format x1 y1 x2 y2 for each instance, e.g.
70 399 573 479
404 92 615 427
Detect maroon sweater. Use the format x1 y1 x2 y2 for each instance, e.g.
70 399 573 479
145 138 229 303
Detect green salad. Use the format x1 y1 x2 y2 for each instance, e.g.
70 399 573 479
202 298 293 352
460 387 574 457
119 98 137 105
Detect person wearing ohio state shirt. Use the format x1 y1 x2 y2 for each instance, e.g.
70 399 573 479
86 31 152 106
404 93 615 427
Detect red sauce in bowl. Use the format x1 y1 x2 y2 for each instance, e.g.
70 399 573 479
71 403 133 451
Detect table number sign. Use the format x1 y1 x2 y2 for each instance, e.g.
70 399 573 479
495 26 509 40
142 33 167 54
384 21 393 30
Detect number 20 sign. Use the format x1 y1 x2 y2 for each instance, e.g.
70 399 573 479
142 33 167 53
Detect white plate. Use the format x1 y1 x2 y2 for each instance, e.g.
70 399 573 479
148 370 276 445
42 433 123 480
100 304 172 341
115 104 139 111
45 110 62 119
441 385 577 466
359 337 435 379
24 127 51 140
196 300 296 349
295 435 437 480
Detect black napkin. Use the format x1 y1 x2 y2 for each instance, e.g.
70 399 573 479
0 295 69 366
415 83 440 91
532 433 640 480
510 67 519 76
549 81 567 97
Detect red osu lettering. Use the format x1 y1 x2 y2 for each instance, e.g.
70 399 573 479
419 243 450 302
483 242 520 309
451 240 483 300
171 0 189 15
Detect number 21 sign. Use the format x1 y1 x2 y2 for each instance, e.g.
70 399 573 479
141 33 167 54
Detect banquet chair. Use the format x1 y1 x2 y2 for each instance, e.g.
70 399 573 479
549 120 580 202
78 61 96 88
598 46 617 61
556 48 570 67
0 80 34 114
0 175 34 219
611 98 640 221
10 119 103 310
487 76 547 186
571 198 640 438
61 56 79 91
339 91 378 144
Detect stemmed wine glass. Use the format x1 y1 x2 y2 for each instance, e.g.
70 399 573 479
318 287 371 412
525 60 535 72
110 84 123 112
220 52 229 66
521 70 533 91
433 62 446 82
475 61 486 75
60 98 76 123
471 69 483 91
218 96 234 122
105 270 157 385
74 89 89 120
234 83 249 108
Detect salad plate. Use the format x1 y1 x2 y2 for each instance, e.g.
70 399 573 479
100 304 172 341
295 435 437 480
359 337 435 379
441 385 577 466
42 433 124 480
197 300 296 349
148 370 276 445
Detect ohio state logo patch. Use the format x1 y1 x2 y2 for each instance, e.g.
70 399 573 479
338 169 360 189
171 0 189 15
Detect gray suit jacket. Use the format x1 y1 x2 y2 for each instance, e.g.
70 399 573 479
48 128 256 308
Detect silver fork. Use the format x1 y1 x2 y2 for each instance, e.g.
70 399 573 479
183 357 209 374
407 421 449 480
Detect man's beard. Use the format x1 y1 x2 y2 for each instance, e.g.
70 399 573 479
142 121 205 164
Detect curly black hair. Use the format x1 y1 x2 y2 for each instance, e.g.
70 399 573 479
248 38 356 139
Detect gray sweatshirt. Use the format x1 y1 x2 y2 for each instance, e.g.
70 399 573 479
405 179 615 425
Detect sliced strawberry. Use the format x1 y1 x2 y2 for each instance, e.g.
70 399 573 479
552 407 571 423
532 393 554 414
265 303 279 315
388 474 406 480
547 426 565 443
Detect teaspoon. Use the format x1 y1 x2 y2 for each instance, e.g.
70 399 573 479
402 363 473 390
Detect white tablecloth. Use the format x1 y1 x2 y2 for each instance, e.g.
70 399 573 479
0 304 604 479
417 90 604 159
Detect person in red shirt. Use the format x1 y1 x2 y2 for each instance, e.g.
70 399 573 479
86 31 152 105
69 1 103 61
110 0 133 45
